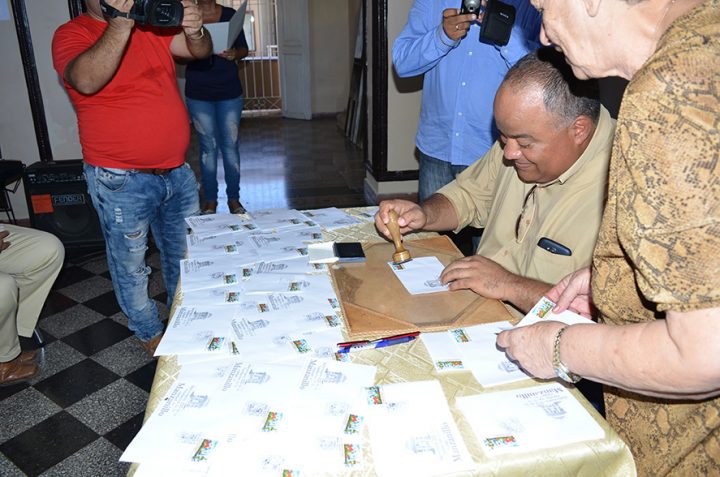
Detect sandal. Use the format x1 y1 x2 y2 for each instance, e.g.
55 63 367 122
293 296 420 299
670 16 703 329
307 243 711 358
201 201 217 215
228 200 246 215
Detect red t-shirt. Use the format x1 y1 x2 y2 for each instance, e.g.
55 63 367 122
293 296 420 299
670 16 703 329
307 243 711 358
52 14 189 169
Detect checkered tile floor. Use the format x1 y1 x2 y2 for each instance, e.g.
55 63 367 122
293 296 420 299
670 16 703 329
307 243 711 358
0 247 165 477
0 115 368 476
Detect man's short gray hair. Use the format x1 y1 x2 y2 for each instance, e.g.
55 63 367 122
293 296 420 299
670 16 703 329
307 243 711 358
503 48 601 126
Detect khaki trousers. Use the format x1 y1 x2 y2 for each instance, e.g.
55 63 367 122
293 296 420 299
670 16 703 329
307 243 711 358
0 224 64 362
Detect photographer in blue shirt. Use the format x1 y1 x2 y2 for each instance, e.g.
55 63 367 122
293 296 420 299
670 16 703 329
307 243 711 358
393 0 541 202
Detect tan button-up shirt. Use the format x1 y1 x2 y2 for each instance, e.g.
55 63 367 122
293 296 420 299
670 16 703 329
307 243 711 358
438 106 615 286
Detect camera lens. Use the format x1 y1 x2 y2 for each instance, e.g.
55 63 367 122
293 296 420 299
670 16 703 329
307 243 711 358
464 0 482 13
146 0 184 26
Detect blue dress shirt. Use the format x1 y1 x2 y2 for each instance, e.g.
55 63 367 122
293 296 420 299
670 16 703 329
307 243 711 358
393 0 541 166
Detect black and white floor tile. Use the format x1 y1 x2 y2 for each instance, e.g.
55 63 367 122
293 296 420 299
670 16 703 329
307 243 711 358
0 247 161 477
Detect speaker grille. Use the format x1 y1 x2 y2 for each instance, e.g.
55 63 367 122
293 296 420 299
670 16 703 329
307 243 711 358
23 160 105 249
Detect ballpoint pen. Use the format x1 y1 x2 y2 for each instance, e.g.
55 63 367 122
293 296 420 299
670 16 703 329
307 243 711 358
337 331 420 353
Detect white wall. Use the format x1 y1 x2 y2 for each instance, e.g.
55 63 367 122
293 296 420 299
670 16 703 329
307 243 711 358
308 0 360 115
0 0 80 219
387 0 422 173
28 1 83 161
0 0 35 168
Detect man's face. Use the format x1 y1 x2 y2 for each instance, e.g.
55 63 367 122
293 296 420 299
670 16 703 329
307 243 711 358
493 84 581 184
530 0 608 80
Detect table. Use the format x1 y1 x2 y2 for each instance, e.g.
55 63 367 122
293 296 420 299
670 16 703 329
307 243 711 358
129 207 636 476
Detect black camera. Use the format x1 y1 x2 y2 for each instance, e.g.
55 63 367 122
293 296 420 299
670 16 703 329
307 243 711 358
99 0 184 27
460 0 516 46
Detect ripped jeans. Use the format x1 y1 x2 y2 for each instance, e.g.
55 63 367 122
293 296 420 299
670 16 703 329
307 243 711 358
83 163 200 341
186 96 244 203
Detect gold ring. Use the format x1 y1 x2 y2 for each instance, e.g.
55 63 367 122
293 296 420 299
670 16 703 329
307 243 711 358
455 24 460 31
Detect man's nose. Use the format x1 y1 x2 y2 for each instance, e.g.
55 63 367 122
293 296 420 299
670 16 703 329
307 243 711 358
503 141 522 160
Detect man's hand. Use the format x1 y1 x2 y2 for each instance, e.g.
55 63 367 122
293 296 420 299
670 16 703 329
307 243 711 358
496 320 565 379
181 0 204 39
172 0 212 59
440 254 552 312
439 255 514 300
102 0 135 32
375 200 427 239
442 8 477 41
0 230 10 253
546 267 594 317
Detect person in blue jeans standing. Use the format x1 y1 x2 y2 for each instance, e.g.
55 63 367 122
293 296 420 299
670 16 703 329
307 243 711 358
186 0 249 215
393 0 541 202
53 0 210 356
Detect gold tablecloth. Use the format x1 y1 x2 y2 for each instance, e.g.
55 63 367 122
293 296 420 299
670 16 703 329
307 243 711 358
129 207 636 477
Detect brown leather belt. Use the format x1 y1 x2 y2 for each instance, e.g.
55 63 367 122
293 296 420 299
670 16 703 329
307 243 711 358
134 165 182 175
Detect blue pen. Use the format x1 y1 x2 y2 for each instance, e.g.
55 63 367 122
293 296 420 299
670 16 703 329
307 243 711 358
337 332 419 353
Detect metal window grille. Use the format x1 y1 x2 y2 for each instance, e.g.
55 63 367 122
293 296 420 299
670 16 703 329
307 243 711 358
221 0 281 113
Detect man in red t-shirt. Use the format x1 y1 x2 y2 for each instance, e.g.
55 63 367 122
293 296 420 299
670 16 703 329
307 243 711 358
52 0 212 355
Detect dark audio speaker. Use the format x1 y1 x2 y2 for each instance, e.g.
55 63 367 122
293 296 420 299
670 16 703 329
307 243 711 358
23 160 105 249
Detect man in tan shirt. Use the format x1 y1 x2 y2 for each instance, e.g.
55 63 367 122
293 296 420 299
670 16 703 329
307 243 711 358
376 48 615 314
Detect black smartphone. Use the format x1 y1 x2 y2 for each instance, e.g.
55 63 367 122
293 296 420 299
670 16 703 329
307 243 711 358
333 242 366 262
460 0 483 15
537 237 572 256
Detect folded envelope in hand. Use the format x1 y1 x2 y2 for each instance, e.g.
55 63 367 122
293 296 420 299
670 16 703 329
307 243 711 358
329 235 513 339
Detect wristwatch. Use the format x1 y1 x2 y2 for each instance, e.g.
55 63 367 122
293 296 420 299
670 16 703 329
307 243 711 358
553 326 581 383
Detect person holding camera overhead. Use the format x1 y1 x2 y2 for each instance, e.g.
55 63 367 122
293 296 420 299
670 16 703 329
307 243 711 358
393 0 541 204
51 0 211 356
186 0 249 216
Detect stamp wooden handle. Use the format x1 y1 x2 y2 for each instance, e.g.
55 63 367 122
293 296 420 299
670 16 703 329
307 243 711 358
387 210 404 252
388 210 411 264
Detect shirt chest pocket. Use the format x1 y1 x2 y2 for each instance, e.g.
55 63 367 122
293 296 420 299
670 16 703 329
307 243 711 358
527 244 576 287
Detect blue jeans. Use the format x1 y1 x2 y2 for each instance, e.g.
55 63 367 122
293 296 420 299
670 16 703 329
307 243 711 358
417 151 468 203
84 163 200 341
186 96 244 203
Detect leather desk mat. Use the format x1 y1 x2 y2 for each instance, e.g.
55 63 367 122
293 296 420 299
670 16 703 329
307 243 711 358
329 235 513 339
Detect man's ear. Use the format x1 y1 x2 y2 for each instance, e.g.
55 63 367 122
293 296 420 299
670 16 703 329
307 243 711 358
570 115 594 145
583 0 601 17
